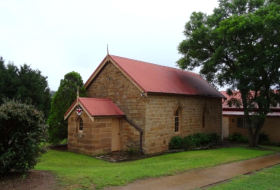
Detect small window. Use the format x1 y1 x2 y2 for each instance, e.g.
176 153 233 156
175 109 179 132
79 118 83 132
237 117 258 129
237 117 253 128
237 118 244 128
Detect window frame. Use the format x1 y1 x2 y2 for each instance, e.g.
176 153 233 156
174 108 181 134
237 117 257 128
202 109 205 128
78 117 83 133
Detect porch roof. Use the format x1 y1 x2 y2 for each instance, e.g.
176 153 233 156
64 98 125 120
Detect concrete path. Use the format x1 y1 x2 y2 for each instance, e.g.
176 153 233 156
105 153 280 190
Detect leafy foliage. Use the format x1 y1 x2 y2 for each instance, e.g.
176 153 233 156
182 136 196 150
258 132 270 144
0 100 47 174
0 57 51 118
208 132 221 143
177 0 280 146
227 132 249 142
169 136 183 149
47 71 87 144
170 132 221 150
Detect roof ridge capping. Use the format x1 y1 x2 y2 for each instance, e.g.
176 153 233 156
79 97 111 101
110 54 199 76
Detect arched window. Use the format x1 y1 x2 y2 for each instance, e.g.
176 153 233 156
202 109 205 128
78 117 83 132
202 105 208 128
175 109 180 132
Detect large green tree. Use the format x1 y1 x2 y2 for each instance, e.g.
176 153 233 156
177 0 280 147
47 71 87 144
0 57 51 118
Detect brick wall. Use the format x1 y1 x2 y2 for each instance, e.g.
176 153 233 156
144 94 222 154
226 115 280 143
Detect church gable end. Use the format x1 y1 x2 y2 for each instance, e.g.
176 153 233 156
86 61 147 151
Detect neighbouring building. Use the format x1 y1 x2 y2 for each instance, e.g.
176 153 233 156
220 91 280 143
64 54 225 155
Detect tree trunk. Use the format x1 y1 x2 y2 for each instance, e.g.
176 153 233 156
248 119 265 147
248 132 258 147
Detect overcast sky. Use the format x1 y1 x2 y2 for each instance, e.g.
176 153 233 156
0 0 220 91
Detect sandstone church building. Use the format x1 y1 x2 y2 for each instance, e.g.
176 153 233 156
64 54 225 155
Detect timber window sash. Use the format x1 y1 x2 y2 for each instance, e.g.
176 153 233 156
237 117 257 128
175 109 180 133
78 117 83 132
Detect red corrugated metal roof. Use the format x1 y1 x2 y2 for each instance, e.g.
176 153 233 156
64 98 125 118
85 55 225 98
79 98 125 116
110 55 224 97
220 91 241 108
220 91 280 112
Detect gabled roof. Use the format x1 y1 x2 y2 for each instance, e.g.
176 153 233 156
220 91 241 108
220 91 280 111
84 55 225 98
64 98 125 120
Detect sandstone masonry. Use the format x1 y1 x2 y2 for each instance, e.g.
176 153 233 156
67 57 223 155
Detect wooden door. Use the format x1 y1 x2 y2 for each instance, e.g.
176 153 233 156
222 117 229 138
111 118 120 151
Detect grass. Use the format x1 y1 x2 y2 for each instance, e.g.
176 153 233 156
35 147 276 189
260 145 280 152
207 164 280 190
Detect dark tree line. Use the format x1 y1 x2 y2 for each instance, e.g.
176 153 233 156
0 56 50 173
0 56 51 118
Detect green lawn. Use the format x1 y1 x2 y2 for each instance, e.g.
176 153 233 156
35 147 276 189
207 164 280 190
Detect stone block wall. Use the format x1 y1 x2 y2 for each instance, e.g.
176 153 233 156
86 61 146 151
68 110 118 156
226 115 280 143
82 60 223 154
144 94 222 154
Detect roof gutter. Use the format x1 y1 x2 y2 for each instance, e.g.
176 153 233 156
124 116 144 154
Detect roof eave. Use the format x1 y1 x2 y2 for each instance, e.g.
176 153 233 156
147 91 225 99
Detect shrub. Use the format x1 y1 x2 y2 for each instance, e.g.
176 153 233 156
228 132 242 142
258 132 270 144
171 132 221 151
182 136 196 150
208 132 221 143
238 136 249 142
228 132 249 142
193 133 211 145
169 136 183 149
0 100 47 174
127 146 139 154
